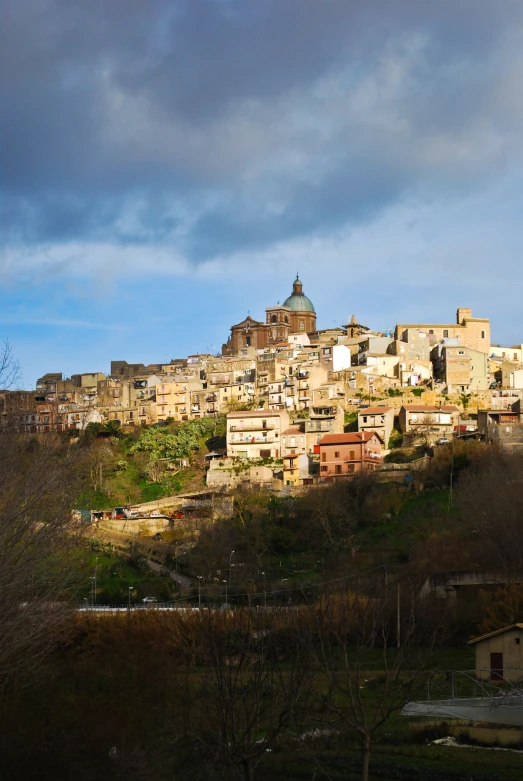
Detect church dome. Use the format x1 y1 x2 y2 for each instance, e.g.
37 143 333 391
282 276 316 313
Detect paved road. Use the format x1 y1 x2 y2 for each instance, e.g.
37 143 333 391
147 559 193 588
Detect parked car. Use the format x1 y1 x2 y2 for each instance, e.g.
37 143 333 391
142 596 157 604
435 437 450 445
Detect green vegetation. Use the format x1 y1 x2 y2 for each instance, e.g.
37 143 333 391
344 410 358 431
130 415 226 459
77 416 225 509
386 388 404 397
388 427 403 448
78 541 176 604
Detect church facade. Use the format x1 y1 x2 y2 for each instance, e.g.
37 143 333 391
222 276 317 355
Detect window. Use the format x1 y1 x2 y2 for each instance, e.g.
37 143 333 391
349 450 355 460
321 452 326 462
429 329 434 335
443 329 449 338
285 316 289 324
481 331 485 339
335 451 340 458
458 350 464 355
271 315 277 323
245 336 251 347
363 416 367 423
321 465 328 472
300 321 305 330
335 465 342 474
348 464 355 474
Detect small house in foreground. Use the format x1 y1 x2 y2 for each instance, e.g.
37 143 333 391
468 624 523 683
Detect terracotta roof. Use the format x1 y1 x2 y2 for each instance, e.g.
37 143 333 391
402 405 460 412
467 624 523 645
319 432 383 445
282 427 303 435
358 406 393 414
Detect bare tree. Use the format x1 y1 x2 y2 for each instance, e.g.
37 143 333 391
455 452 523 581
179 607 314 781
0 343 87 686
0 339 21 390
308 578 444 781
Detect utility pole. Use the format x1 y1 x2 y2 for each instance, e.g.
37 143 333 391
94 557 98 606
396 582 401 649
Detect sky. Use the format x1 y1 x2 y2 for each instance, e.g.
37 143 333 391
2 0 523 387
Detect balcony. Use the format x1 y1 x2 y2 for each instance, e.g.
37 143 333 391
310 406 337 418
230 434 276 444
229 422 275 432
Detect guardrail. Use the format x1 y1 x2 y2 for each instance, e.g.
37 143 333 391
78 602 225 612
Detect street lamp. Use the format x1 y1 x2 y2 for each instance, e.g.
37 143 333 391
83 597 88 611
229 549 235 584
197 576 203 608
128 586 134 612
261 571 267 607
223 579 228 607
90 577 95 608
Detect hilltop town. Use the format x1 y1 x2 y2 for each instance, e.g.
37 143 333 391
2 275 522 494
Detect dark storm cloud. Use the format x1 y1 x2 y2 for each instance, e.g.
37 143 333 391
2 0 522 261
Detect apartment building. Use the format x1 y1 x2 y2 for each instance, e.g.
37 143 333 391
226 409 290 459
431 345 489 393
319 432 382 479
357 406 395 450
398 405 460 444
305 404 345 451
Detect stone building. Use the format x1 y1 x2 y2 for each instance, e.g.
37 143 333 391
431 345 489 393
398 404 460 444
394 308 491 355
222 276 317 355
357 406 395 451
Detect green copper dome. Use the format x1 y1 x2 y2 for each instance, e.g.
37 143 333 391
282 276 315 312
